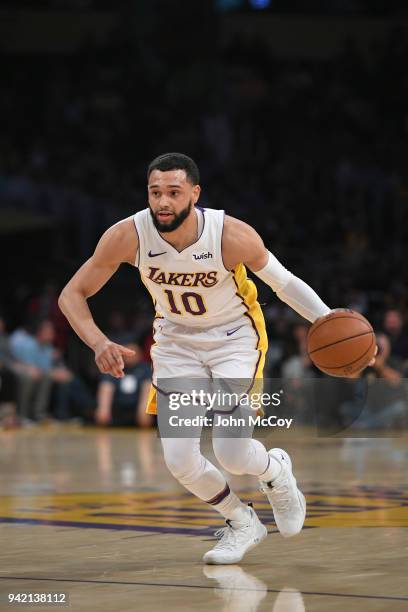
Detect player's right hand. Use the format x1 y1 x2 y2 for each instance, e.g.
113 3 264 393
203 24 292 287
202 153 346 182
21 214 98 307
94 339 135 378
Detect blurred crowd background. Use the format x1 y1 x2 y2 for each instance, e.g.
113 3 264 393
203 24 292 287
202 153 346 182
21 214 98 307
1 0 408 429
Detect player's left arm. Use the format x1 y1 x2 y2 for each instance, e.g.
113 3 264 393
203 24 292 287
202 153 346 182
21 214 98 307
222 215 331 323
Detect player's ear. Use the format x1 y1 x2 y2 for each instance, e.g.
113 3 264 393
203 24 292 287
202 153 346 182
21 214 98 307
192 184 201 203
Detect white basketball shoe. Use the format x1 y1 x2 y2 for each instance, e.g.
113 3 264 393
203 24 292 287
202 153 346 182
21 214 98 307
259 448 306 538
203 505 267 565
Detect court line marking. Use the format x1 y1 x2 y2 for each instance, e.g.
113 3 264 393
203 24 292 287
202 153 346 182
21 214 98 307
0 517 295 536
0 576 406 602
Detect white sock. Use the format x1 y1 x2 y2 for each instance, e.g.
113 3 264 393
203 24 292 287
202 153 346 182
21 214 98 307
208 485 251 524
259 453 282 483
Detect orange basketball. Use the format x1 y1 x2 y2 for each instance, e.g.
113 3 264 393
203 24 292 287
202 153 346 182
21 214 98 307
307 309 376 377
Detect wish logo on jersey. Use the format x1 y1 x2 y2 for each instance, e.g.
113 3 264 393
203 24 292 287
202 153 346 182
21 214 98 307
147 267 218 287
192 251 213 261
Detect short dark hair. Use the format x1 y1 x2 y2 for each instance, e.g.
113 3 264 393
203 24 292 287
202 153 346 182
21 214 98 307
147 152 200 185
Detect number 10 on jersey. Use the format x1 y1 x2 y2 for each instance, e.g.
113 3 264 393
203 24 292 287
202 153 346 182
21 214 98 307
164 289 206 316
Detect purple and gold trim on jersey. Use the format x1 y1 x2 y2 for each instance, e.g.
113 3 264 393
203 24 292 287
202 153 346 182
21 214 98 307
231 263 268 380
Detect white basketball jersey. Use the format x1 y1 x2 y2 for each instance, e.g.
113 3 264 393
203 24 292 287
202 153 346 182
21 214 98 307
133 207 263 329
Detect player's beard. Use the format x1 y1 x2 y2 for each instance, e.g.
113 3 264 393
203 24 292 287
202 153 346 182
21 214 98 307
149 200 192 233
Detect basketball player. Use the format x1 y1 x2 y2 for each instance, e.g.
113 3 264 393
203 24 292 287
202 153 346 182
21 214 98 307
59 153 376 564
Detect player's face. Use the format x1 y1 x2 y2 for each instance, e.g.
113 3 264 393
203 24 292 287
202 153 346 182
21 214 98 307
148 169 200 233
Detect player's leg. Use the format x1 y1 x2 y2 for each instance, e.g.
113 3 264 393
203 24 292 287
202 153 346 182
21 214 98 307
160 435 251 522
152 320 264 562
214 435 306 538
204 318 280 478
157 321 268 563
159 414 267 566
205 318 306 538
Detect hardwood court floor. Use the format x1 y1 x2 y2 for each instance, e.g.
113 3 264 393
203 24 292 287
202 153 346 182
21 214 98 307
0 426 407 611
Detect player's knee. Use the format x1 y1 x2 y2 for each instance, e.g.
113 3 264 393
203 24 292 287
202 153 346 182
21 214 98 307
212 439 246 475
162 446 203 483
164 454 188 480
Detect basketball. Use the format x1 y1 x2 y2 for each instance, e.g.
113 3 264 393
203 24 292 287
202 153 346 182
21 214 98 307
307 309 376 376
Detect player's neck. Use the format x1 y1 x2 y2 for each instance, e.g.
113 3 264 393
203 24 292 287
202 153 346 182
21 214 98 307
159 208 198 251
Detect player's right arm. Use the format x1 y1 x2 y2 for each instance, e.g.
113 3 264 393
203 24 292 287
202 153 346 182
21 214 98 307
58 217 138 378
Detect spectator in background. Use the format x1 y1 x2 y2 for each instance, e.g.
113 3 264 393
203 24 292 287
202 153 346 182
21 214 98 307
281 322 316 379
9 318 73 422
0 314 19 428
106 310 133 346
95 340 152 428
370 332 406 384
341 333 407 430
27 283 70 351
279 322 318 425
383 309 408 362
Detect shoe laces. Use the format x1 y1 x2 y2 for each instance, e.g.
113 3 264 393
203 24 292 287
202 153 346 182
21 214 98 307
260 476 291 513
213 519 250 551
